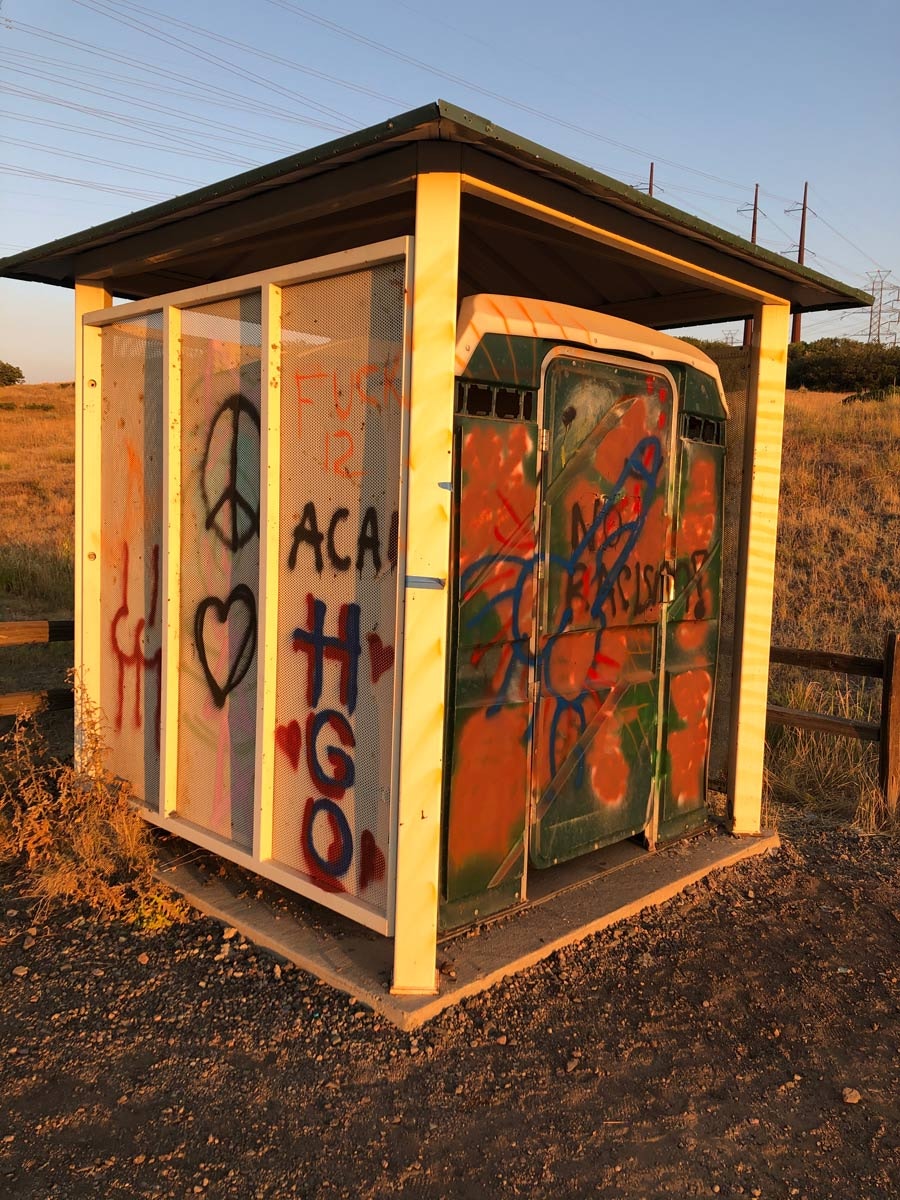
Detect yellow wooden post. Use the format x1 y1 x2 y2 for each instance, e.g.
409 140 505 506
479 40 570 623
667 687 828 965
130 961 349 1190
160 305 182 818
391 168 461 995
727 302 791 833
74 280 111 756
253 283 282 860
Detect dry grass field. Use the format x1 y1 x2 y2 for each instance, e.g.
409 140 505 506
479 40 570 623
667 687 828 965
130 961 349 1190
773 389 900 656
0 381 75 711
0 380 898 829
767 389 900 831
0 380 74 621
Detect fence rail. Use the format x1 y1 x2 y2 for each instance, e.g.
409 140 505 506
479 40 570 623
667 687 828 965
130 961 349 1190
768 631 899 818
0 619 75 718
1 620 897 815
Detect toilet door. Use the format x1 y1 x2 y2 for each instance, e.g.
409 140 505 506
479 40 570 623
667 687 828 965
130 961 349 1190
530 351 678 868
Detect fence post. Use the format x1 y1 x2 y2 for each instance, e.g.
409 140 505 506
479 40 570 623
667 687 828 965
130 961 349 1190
879 631 900 819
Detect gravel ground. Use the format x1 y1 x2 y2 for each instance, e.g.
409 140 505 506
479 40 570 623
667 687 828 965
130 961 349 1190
1 816 898 1200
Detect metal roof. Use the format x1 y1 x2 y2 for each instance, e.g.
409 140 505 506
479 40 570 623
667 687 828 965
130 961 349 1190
0 100 870 324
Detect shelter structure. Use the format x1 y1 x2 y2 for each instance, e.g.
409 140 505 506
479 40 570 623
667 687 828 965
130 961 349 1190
0 102 869 999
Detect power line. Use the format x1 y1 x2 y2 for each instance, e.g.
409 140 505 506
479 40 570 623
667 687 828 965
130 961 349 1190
0 81 297 159
62 2 411 110
7 112 257 167
1 164 170 201
3 43 349 130
2 64 320 152
71 0 356 130
0 134 206 188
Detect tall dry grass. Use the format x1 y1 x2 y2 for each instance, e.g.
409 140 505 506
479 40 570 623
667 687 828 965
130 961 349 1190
0 382 76 716
0 689 188 928
0 381 75 619
768 390 900 831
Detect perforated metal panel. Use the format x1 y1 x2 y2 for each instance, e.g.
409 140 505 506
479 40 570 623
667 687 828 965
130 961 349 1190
272 262 408 920
98 314 164 808
176 295 261 849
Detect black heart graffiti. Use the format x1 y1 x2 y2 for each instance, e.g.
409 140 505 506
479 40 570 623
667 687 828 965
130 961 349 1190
194 584 257 709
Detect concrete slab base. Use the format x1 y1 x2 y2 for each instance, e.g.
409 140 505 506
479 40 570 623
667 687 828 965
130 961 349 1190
156 828 779 1031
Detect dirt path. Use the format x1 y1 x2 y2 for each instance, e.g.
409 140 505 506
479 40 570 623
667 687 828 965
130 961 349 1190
2 817 898 1200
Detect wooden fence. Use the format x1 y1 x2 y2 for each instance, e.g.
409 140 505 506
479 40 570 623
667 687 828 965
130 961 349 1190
0 619 75 718
767 633 900 817
1 620 897 815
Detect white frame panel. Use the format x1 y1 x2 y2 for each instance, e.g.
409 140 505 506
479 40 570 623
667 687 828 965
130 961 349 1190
80 238 413 935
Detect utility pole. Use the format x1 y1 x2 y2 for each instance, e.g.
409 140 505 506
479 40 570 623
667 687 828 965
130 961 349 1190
786 181 809 344
739 184 760 347
648 162 655 198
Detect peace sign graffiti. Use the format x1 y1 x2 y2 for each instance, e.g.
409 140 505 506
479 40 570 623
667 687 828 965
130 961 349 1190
201 392 260 552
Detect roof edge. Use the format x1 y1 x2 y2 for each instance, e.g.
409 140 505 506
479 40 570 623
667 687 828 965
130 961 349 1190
0 102 445 280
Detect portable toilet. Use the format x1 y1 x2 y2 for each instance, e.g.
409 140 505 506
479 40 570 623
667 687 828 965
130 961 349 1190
441 296 726 930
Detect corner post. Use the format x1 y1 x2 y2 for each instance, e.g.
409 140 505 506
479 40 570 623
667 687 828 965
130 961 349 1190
160 305 182 818
727 302 791 833
879 631 900 820
253 283 282 859
391 160 461 995
74 280 112 757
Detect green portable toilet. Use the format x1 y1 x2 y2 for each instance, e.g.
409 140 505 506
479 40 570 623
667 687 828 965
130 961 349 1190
441 295 727 930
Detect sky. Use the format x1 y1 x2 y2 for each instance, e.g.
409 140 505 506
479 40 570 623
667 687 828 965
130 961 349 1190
1 0 898 382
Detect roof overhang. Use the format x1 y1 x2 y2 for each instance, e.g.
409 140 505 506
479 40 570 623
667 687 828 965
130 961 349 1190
0 100 871 327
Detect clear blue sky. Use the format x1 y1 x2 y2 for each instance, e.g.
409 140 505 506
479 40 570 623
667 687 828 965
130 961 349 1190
1 0 898 381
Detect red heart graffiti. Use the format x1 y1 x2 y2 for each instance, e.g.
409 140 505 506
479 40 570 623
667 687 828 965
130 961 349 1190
275 719 302 771
359 829 386 892
367 632 395 685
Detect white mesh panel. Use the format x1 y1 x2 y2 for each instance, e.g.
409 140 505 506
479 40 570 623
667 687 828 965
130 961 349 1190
98 314 164 809
272 261 407 920
176 295 261 849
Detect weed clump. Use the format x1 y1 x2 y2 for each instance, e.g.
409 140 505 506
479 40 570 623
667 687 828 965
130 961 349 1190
0 694 189 928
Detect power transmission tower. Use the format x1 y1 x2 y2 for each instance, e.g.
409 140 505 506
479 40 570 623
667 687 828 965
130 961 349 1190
867 270 899 345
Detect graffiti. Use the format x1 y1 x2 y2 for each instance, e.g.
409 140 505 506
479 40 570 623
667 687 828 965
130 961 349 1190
294 359 403 422
280 593 393 891
301 796 353 892
460 435 662 763
446 363 725 896
359 829 386 891
292 595 361 715
367 632 394 684
110 541 162 749
570 495 624 552
306 709 355 798
677 550 711 620
201 392 261 552
288 599 389 892
275 718 302 771
271 273 407 908
543 436 662 779
294 358 402 480
194 584 258 709
287 502 397 575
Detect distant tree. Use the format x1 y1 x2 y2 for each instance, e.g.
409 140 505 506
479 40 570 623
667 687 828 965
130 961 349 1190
684 337 900 395
0 361 25 386
787 339 900 392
